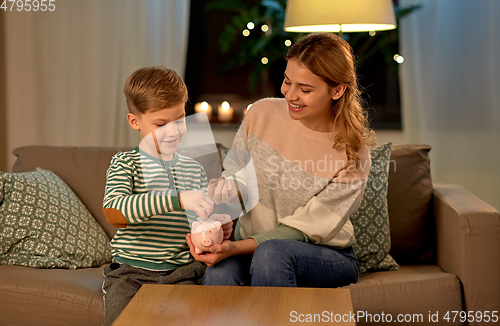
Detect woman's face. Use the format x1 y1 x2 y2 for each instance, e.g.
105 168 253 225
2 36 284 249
281 59 345 132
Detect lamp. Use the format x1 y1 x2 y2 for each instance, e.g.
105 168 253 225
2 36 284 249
284 0 396 33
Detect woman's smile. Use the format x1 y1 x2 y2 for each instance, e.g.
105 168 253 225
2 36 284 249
288 102 306 112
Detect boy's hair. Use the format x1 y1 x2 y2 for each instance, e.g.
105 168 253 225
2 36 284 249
124 66 188 114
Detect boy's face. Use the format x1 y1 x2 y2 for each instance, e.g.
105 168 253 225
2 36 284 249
127 103 187 158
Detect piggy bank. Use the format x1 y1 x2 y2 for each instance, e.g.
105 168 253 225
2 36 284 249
190 220 224 254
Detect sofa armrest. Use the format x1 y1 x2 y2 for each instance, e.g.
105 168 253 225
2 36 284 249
433 183 500 317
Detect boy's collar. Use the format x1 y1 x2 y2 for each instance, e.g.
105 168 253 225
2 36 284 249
135 146 179 166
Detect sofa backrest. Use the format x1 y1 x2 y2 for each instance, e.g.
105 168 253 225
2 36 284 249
11 144 435 265
11 145 226 240
12 146 132 239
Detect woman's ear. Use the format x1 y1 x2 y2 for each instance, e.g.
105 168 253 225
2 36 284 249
331 84 347 100
127 113 140 131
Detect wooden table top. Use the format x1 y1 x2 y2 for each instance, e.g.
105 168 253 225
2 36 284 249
112 284 356 326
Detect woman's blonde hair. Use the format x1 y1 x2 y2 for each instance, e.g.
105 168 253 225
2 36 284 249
124 66 188 114
286 33 376 171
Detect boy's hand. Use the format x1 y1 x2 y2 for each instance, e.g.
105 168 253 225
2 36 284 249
207 177 239 205
179 190 214 220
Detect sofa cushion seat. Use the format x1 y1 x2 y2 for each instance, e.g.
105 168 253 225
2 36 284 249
348 265 462 325
0 264 106 326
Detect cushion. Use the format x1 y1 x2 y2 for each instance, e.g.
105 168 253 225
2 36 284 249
348 265 462 321
351 142 399 273
0 264 106 326
387 144 434 264
0 168 112 269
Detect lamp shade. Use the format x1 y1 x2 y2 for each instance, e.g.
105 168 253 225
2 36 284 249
284 0 397 33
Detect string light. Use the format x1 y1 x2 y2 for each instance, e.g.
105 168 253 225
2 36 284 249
261 57 269 64
369 31 376 37
284 39 292 47
247 22 255 30
242 29 250 37
393 54 405 64
261 24 269 32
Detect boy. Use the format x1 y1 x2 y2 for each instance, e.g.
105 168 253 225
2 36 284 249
101 66 229 326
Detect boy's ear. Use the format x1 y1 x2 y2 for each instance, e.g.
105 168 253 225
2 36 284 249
331 84 347 100
127 113 140 131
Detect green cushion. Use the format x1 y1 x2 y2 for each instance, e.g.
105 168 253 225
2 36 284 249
0 168 112 269
351 143 399 273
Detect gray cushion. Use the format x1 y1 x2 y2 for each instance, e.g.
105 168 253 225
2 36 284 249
387 144 434 264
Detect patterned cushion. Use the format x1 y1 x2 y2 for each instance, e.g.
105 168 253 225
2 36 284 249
0 168 112 269
351 143 399 273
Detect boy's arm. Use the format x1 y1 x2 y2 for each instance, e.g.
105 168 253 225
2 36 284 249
102 154 182 227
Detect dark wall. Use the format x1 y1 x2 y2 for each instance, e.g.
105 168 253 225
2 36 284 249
0 13 7 171
184 0 265 114
184 1 402 129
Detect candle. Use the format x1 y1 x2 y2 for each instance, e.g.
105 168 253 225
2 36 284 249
194 101 212 122
218 101 233 122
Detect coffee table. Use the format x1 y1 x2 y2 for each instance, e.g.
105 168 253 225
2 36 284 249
112 284 356 325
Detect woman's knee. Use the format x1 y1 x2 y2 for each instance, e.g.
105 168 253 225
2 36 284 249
253 240 294 261
252 240 295 272
251 240 298 286
203 256 251 286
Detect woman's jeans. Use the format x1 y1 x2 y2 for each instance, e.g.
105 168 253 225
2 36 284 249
203 239 359 287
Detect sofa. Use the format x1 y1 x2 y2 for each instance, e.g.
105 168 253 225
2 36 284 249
1 144 499 326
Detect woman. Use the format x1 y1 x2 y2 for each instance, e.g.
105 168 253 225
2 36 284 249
187 33 375 288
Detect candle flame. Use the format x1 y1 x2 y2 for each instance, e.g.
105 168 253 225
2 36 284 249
201 101 209 111
222 101 230 111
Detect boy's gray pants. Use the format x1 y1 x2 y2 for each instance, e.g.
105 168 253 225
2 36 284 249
101 260 204 326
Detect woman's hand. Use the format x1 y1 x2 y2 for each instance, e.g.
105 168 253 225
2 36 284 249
186 235 258 267
207 177 239 205
209 213 233 240
186 233 233 266
222 221 233 240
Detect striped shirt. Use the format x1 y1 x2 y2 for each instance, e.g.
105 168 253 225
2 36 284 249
103 147 208 271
